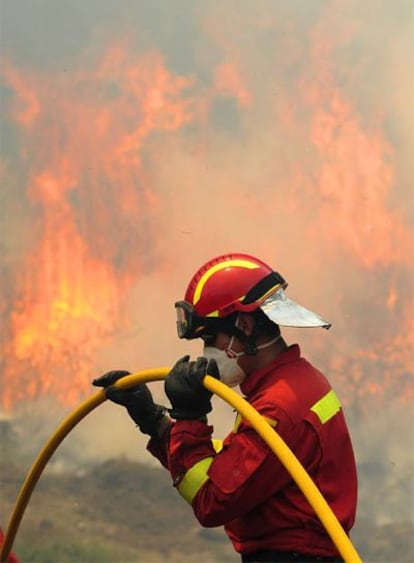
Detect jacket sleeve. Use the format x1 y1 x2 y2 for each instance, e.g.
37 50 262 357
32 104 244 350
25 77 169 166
146 419 174 469
168 406 318 528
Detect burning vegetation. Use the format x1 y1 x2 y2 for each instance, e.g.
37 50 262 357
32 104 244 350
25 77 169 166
1 2 412 418
0 2 413 561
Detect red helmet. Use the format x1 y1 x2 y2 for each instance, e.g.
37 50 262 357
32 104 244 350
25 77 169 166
175 253 286 339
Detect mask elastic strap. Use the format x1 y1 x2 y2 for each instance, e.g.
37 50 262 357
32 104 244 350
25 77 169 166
226 315 281 358
225 334 241 358
256 334 281 351
226 315 245 358
224 312 258 355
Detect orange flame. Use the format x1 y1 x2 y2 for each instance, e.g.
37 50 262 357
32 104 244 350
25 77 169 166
1 6 412 416
1 46 196 411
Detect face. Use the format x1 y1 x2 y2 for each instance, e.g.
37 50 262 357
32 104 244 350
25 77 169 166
201 331 242 352
201 314 254 356
201 330 248 387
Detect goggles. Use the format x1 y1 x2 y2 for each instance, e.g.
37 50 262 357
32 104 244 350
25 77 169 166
175 301 233 340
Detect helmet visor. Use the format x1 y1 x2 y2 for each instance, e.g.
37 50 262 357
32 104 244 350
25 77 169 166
260 289 331 329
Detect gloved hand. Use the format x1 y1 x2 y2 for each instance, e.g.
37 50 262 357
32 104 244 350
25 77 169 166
164 355 220 420
92 370 167 436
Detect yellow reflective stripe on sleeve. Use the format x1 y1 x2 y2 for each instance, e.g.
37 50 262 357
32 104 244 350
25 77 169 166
233 413 277 433
193 259 260 305
178 457 214 504
212 439 223 453
311 389 341 424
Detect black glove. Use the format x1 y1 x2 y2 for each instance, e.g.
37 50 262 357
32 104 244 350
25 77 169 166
164 355 220 420
92 370 167 436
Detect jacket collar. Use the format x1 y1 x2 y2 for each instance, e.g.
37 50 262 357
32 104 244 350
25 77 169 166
240 344 301 397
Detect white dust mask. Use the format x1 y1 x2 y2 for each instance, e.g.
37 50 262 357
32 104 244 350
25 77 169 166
203 333 282 388
203 345 246 387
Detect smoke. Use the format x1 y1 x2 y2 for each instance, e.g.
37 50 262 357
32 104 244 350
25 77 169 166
352 399 414 525
1 0 413 537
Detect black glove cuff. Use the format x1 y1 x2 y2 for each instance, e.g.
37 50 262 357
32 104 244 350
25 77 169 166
168 404 212 421
137 404 168 436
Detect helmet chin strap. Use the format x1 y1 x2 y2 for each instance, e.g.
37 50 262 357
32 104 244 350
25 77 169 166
227 314 281 357
226 333 281 358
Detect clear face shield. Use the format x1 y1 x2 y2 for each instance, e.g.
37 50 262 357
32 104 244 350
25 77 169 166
260 289 331 329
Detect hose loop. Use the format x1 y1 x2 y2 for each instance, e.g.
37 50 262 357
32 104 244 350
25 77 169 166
0 369 362 563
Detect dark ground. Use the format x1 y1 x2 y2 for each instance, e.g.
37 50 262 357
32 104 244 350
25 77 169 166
1 456 413 563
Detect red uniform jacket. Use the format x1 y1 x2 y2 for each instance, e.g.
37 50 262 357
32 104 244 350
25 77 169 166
149 345 357 556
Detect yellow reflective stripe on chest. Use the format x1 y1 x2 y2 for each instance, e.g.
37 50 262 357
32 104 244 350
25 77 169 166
178 457 214 504
311 389 341 423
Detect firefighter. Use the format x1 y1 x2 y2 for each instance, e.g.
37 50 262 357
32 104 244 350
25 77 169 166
93 253 357 563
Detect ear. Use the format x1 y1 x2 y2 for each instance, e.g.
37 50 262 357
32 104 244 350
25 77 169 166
237 313 255 337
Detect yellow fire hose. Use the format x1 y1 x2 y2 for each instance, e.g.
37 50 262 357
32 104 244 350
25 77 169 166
0 368 362 563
